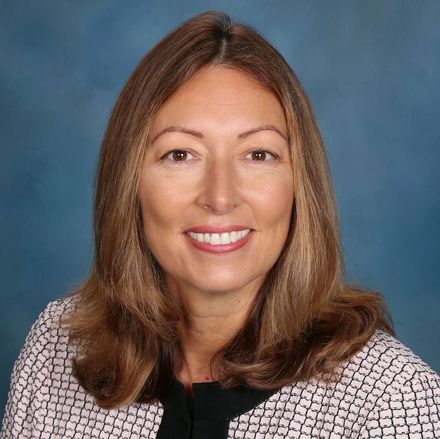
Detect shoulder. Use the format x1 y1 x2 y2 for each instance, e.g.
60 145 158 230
18 294 80 337
1 295 79 436
23 295 79 356
347 330 440 437
336 329 440 420
346 329 439 392
6 294 80 384
10 295 79 372
1 295 164 438
36 294 79 336
231 330 439 438
37 294 79 324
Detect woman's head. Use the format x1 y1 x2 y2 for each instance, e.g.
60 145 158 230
66 10 391 408
95 10 341 324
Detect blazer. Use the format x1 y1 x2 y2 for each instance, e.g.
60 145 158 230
1 296 439 438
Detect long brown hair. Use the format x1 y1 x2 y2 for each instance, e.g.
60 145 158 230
63 10 393 409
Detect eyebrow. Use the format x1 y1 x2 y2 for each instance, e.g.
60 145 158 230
150 124 288 144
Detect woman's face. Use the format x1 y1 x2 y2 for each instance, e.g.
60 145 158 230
139 65 294 298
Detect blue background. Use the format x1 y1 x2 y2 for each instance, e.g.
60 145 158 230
1 0 439 418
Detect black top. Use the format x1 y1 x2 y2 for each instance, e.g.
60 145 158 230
157 377 280 439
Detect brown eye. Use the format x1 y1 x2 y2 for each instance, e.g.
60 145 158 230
161 149 195 163
249 149 278 162
171 150 187 161
252 150 266 161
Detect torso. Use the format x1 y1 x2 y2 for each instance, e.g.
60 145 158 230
2 296 439 439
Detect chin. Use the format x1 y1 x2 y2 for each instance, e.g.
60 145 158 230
189 273 260 295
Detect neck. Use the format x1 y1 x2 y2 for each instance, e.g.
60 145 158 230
168 277 264 389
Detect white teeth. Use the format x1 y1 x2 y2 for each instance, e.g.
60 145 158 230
187 229 252 245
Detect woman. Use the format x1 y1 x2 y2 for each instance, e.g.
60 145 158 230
2 10 439 439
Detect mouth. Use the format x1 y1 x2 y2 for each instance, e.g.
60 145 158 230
183 227 255 254
185 228 253 246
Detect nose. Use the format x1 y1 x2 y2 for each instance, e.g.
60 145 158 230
196 158 240 215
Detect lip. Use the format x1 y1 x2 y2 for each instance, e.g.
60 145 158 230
184 225 253 233
184 229 255 254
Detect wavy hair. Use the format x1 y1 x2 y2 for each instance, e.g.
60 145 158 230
63 10 393 409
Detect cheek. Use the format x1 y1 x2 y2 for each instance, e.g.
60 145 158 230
138 174 192 237
138 190 178 266
250 175 294 225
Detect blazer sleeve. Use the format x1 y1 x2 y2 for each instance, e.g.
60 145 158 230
360 372 440 438
1 301 57 439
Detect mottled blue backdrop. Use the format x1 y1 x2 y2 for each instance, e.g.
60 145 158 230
1 0 439 418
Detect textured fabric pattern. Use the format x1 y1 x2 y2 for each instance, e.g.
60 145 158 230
1 296 439 438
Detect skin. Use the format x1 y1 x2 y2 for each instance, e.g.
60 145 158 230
138 65 294 396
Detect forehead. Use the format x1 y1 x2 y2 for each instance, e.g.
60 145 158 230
150 65 287 136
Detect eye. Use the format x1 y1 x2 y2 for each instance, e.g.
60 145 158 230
160 148 280 164
161 149 196 163
246 149 279 162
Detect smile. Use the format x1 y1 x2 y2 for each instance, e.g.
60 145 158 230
184 229 255 254
186 229 252 245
